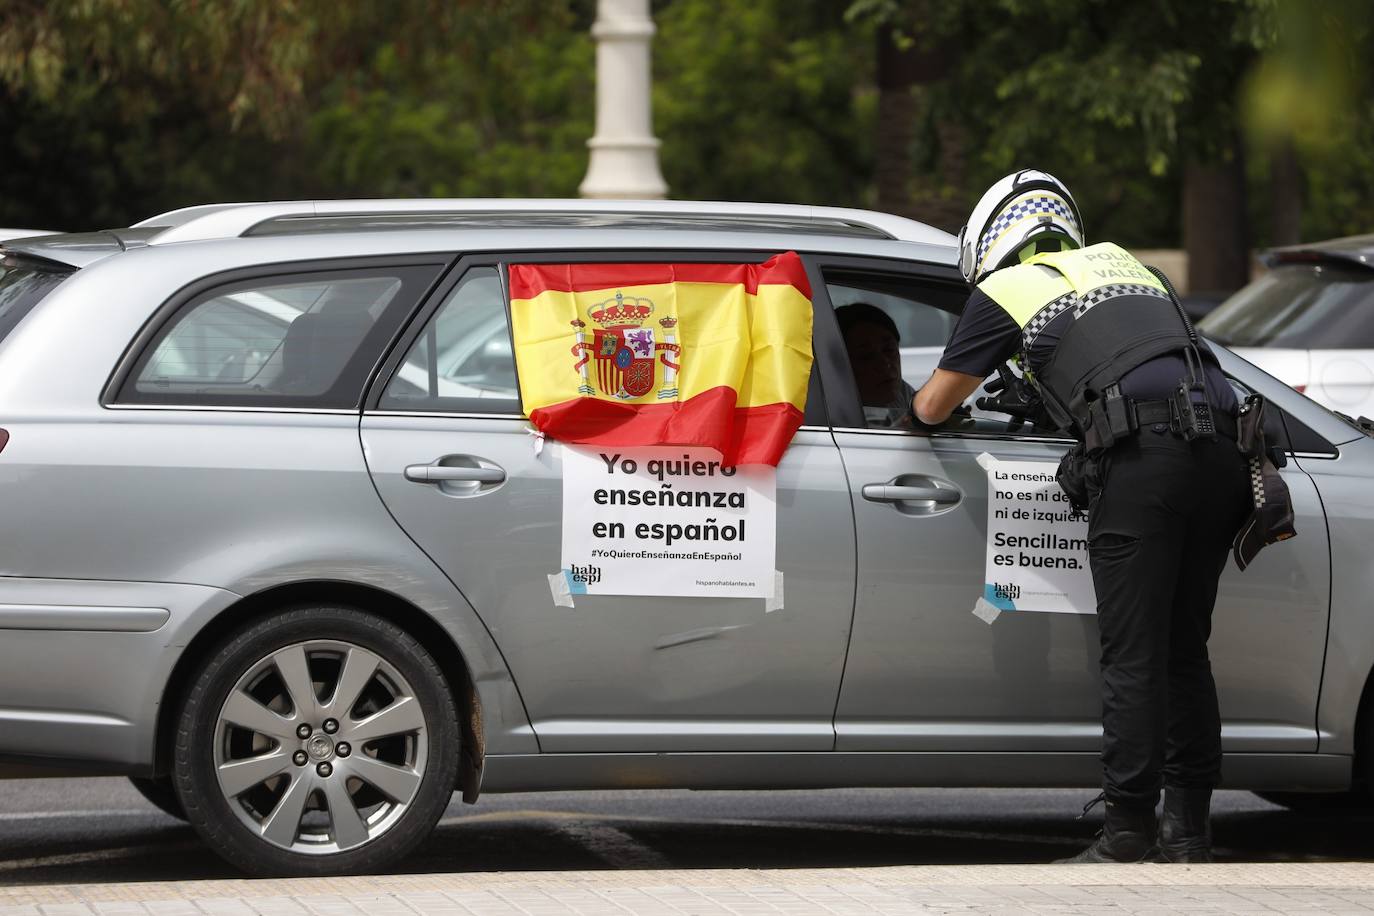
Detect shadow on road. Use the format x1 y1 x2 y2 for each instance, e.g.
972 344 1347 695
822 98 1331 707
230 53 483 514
0 783 1370 885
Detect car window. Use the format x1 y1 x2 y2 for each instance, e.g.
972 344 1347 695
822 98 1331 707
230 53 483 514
825 269 966 430
829 281 958 349
1200 262 1374 349
377 267 521 414
119 265 441 409
823 266 1070 439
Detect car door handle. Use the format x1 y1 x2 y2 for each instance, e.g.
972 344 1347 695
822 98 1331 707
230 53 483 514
861 484 960 504
404 464 506 484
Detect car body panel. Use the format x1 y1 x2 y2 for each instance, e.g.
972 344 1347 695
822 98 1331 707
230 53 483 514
1302 436 1374 755
0 229 57 242
1236 346 1374 419
1211 345 1364 449
479 751 1350 793
1309 349 1374 415
0 411 539 763
1232 347 1311 393
831 427 1102 751
362 415 857 753
0 577 238 768
828 425 1329 755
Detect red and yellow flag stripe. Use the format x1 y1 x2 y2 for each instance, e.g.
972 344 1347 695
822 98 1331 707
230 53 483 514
509 252 813 466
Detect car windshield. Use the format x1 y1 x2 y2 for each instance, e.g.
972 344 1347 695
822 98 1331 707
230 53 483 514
1200 261 1374 348
0 255 73 344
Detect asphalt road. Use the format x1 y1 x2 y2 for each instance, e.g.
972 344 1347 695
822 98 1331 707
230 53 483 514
0 778 1369 884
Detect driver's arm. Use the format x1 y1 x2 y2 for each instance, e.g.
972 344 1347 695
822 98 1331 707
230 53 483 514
914 369 986 425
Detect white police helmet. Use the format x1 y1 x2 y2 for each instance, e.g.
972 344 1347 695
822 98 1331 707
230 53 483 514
957 169 1084 284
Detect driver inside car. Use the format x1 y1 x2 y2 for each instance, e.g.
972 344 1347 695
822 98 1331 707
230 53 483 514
836 302 918 429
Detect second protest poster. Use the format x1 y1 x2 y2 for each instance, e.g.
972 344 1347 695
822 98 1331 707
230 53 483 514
980 454 1096 615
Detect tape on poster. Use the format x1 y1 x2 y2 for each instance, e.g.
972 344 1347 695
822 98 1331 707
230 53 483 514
765 570 784 612
548 570 578 608
972 596 1002 625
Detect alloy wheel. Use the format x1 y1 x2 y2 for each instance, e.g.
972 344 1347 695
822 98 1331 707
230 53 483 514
212 639 429 855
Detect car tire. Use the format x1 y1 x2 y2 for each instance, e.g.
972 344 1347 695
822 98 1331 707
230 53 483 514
128 776 188 821
173 605 459 876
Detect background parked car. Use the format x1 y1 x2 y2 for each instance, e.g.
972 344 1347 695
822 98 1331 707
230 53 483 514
1200 235 1374 420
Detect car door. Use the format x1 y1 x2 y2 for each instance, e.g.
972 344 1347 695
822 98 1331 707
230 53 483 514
816 256 1331 756
361 252 856 753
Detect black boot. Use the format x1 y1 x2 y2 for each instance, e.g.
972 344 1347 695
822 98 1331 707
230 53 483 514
1158 786 1213 863
1057 795 1157 863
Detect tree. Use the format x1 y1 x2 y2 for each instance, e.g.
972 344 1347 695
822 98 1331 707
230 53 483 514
304 6 595 199
851 0 1374 283
0 0 1367 252
0 1 591 227
1242 0 1374 245
652 0 872 207
845 0 969 231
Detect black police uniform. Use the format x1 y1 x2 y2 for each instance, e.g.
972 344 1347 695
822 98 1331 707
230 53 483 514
940 280 1251 819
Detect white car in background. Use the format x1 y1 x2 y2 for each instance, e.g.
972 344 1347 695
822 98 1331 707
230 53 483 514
1200 235 1374 421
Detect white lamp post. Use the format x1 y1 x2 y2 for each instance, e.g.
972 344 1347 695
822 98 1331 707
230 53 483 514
579 0 668 199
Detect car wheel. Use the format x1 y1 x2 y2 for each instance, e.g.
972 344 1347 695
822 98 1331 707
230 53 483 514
173 606 459 876
128 776 188 821
1252 790 1374 812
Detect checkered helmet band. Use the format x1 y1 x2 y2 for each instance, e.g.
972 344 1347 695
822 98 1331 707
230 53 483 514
958 170 1083 283
975 192 1079 268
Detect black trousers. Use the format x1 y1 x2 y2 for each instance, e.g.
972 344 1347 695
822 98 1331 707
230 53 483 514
1086 428 1251 810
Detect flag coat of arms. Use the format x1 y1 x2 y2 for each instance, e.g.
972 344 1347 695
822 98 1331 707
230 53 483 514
509 252 813 466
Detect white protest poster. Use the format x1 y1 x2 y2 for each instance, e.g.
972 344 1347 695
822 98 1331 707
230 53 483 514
980 455 1096 615
560 445 776 598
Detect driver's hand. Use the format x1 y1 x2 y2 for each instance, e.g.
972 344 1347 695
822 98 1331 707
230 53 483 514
907 402 972 433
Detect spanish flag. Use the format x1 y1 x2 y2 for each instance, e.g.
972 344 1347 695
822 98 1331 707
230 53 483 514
509 252 813 467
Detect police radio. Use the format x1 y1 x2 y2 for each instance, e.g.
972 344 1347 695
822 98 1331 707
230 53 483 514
1172 346 1216 441
1144 264 1217 442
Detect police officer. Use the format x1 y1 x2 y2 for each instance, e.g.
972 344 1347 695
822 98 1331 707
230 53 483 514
913 170 1251 863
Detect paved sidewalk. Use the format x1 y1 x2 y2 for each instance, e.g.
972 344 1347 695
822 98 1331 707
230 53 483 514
2 863 1373 915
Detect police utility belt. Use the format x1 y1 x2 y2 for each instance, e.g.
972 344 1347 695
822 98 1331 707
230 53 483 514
1080 386 1237 453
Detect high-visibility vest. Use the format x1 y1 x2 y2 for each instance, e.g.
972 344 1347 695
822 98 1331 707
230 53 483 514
976 242 1196 434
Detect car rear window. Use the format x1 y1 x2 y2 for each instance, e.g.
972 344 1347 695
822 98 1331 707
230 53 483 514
116 263 444 409
0 255 73 344
1200 262 1374 348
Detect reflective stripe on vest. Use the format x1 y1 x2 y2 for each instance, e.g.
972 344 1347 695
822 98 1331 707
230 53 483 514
974 242 1189 436
977 242 1168 334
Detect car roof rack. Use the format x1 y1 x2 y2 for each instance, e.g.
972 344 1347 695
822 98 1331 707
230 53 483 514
134 199 953 247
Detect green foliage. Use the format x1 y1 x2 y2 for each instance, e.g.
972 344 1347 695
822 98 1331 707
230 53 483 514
0 1 593 227
0 0 1368 248
848 0 1372 248
1241 0 1373 242
305 6 594 199
0 1 559 136
654 0 873 205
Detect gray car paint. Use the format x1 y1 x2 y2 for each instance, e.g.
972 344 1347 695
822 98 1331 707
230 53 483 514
0 578 239 765
0 211 1368 798
1301 435 1374 756
830 426 1329 755
363 418 856 753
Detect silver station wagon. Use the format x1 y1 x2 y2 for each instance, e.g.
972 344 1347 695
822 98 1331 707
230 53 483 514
1 200 1371 876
